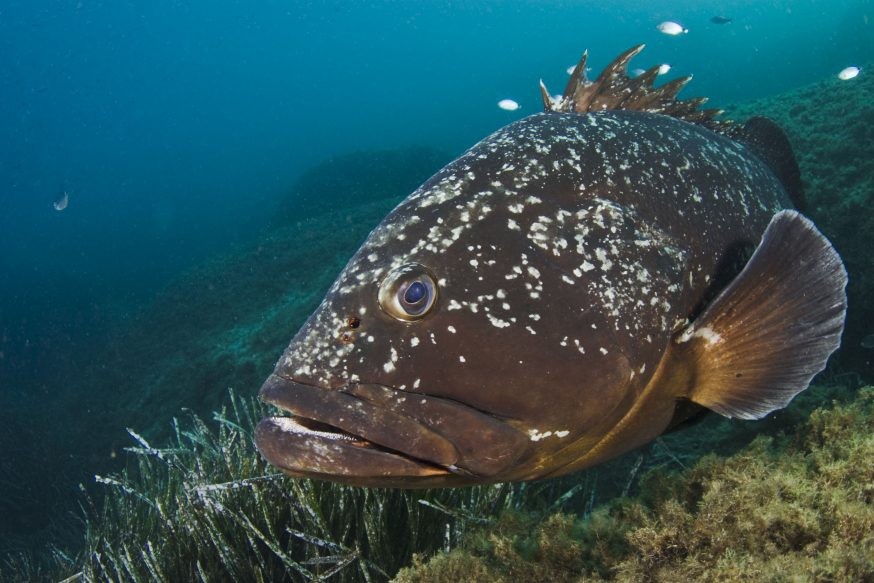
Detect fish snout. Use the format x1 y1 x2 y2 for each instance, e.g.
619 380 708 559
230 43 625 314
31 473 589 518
255 375 530 486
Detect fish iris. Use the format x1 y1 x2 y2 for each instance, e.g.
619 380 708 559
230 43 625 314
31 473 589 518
403 281 427 305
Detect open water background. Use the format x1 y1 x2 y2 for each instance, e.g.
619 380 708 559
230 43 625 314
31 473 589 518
1 0 871 560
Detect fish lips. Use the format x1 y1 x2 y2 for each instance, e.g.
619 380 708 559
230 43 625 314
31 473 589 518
256 374 529 485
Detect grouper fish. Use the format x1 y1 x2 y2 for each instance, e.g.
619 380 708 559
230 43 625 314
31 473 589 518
255 45 847 487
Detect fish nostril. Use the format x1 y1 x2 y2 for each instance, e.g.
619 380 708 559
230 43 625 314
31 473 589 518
339 332 355 344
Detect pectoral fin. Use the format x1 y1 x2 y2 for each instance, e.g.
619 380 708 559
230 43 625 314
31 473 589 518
677 210 847 420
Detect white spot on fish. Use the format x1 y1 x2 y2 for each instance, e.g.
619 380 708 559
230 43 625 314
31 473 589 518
528 429 553 442
677 325 723 345
488 314 511 328
595 248 613 270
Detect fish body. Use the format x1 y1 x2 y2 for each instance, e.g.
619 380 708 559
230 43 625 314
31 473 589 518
710 16 733 25
256 46 846 487
838 66 860 80
657 21 688 35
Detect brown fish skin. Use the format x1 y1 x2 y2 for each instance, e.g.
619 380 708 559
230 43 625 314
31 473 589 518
255 49 846 487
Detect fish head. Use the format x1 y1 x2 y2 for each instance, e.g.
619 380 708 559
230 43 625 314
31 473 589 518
256 116 674 487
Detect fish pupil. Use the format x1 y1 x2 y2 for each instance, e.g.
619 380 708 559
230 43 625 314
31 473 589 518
403 281 427 305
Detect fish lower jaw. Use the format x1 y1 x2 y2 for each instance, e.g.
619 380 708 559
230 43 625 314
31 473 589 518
255 415 454 484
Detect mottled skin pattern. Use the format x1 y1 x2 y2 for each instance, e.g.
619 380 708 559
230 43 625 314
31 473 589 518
260 109 791 485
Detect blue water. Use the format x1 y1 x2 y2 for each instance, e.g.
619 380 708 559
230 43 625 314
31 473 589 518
1 0 871 561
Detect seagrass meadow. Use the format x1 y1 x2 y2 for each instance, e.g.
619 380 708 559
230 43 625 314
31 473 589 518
3 59 874 583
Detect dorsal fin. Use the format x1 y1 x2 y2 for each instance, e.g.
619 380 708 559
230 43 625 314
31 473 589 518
729 116 807 211
540 46 805 204
541 44 731 132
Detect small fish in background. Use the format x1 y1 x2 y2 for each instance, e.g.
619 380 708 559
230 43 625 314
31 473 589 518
862 334 874 349
630 67 646 77
710 16 733 25
657 21 688 35
838 66 860 81
53 190 69 211
497 99 520 111
658 63 672 75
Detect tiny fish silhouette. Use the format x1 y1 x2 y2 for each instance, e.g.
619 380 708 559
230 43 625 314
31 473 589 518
53 191 69 211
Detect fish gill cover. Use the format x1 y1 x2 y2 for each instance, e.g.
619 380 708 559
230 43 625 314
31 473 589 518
0 0 872 580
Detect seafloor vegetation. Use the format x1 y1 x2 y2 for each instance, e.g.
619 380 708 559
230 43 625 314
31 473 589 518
3 67 872 580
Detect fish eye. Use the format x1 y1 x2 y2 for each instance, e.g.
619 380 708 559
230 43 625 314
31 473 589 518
378 264 438 321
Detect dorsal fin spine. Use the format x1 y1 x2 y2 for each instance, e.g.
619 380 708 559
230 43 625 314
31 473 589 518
545 45 732 133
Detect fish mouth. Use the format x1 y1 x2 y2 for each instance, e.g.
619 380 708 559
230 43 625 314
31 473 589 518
255 374 529 487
